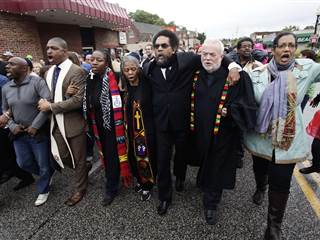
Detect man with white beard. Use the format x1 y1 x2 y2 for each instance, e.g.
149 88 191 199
191 39 257 225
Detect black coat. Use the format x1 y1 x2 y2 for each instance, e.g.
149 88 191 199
195 67 257 191
124 73 156 178
144 52 201 132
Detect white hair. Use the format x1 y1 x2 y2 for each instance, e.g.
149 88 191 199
122 55 140 69
203 39 224 55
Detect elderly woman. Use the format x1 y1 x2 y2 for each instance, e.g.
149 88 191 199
121 55 156 201
244 32 320 239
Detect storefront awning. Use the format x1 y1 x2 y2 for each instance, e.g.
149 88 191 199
0 0 131 30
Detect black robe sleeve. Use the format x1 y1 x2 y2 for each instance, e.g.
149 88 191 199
228 71 257 132
221 55 233 69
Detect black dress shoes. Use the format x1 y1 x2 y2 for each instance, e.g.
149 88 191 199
157 201 171 215
175 178 184 192
299 166 320 174
13 177 35 191
204 209 218 225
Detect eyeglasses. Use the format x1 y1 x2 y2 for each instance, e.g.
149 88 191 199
154 43 170 49
275 43 296 49
123 67 138 72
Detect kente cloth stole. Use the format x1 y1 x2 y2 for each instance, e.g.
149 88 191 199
214 81 229 136
190 71 199 132
88 71 128 168
190 71 230 137
132 101 154 184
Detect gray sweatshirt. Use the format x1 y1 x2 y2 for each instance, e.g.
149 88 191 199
2 74 50 133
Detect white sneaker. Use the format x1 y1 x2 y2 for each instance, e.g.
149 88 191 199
34 192 50 206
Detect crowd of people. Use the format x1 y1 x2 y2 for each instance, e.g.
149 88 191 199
0 30 320 240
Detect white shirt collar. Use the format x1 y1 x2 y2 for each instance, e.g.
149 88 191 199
57 58 72 69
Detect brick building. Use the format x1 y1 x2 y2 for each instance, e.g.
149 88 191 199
0 0 131 61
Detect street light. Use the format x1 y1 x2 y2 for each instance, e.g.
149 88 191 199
315 7 320 34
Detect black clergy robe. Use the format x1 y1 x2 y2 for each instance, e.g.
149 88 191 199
195 67 257 192
125 74 156 187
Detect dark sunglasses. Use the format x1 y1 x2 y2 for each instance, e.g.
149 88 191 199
154 43 170 49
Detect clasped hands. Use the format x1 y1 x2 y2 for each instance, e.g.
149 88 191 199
12 125 38 137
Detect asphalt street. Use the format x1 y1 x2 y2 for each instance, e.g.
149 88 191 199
0 149 320 240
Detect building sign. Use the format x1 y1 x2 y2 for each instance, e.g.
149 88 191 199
297 36 310 43
119 32 127 44
296 32 312 44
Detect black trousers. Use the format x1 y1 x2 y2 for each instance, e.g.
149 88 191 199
252 154 295 193
0 128 33 181
203 190 222 210
311 138 320 168
100 126 120 198
156 129 188 201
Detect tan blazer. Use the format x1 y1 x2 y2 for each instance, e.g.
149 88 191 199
50 64 87 138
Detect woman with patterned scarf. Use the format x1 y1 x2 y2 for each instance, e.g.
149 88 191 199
121 55 156 201
244 32 320 240
81 50 132 206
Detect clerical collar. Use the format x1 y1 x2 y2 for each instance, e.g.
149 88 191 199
161 66 172 71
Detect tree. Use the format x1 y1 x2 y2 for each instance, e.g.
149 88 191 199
281 25 300 32
304 25 315 30
167 21 176 27
129 10 166 26
197 32 206 44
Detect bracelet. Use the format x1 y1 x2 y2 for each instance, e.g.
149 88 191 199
49 103 53 111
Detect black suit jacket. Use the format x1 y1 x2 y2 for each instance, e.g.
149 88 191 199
144 52 201 132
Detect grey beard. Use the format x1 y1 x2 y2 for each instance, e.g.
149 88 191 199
203 63 221 73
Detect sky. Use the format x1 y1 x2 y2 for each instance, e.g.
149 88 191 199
108 0 320 39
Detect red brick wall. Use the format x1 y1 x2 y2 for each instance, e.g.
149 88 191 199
0 12 120 61
38 23 82 56
0 13 43 61
94 28 119 49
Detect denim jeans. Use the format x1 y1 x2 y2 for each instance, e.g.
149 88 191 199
13 135 54 194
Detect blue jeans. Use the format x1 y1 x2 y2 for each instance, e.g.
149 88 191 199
13 135 53 194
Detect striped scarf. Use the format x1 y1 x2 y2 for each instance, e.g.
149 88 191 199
84 69 132 187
